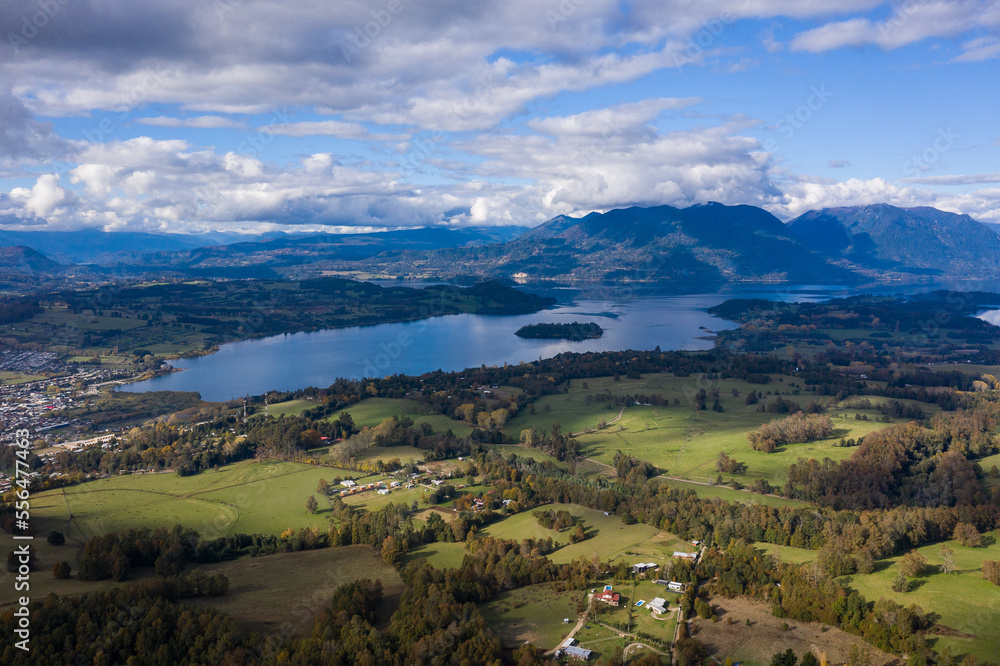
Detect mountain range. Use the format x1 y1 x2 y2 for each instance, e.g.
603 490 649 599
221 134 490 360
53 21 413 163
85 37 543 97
2 203 998 285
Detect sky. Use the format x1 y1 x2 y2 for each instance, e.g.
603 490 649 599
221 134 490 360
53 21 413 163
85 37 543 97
1 0 999 235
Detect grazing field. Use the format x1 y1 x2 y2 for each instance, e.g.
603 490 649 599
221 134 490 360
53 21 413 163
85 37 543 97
482 503 667 565
30 460 346 541
838 530 1000 662
265 398 319 417
692 596 894 666
0 370 44 385
653 478 807 508
504 371 923 490
352 445 426 464
480 585 586 648
753 542 818 564
330 397 474 436
190 545 405 635
403 503 679 570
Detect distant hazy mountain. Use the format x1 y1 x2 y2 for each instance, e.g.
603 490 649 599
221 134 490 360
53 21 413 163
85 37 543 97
345 203 858 283
787 204 1000 276
134 226 526 276
0 245 66 274
0 229 249 264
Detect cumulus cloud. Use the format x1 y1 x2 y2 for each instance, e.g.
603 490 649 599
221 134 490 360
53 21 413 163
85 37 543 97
790 0 1000 53
1 0 999 232
9 173 70 218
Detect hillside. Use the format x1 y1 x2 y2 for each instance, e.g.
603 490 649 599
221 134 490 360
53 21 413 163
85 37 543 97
126 226 525 278
787 204 1000 276
340 202 858 283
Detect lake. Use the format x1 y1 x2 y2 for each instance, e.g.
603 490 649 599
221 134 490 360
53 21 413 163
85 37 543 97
120 281 1000 402
119 283 852 401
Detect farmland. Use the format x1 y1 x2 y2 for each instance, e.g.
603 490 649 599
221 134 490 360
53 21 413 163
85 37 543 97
692 596 894 666
837 530 1000 662
480 585 586 648
30 460 348 541
189 545 404 635
503 371 919 490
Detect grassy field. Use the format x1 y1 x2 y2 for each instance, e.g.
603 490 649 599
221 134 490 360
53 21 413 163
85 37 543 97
481 503 670 566
838 530 1000 662
403 503 682 571
0 370 44 385
0 541 403 638
504 372 923 491
30 460 345 542
693 596 894 666
329 397 474 436
480 584 586 648
266 398 319 417
654 478 807 508
189 545 405 635
754 542 818 564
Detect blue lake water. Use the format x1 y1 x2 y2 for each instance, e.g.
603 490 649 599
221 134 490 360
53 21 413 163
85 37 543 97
120 281 1000 402
120 284 849 401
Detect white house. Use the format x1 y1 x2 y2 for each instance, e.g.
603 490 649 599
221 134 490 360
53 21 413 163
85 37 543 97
341 479 357 488
648 598 667 614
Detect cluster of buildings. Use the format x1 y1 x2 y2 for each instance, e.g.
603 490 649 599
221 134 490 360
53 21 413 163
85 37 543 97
338 478 403 497
0 360 133 449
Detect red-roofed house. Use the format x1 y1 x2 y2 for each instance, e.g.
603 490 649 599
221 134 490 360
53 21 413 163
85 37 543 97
595 589 620 606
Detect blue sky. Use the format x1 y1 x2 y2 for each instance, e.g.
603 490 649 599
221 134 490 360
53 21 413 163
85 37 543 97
1 0 998 234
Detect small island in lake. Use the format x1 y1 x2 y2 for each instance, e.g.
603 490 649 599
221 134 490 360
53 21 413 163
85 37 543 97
515 321 604 341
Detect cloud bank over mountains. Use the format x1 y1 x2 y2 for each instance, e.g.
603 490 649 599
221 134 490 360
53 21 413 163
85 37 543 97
1 0 998 233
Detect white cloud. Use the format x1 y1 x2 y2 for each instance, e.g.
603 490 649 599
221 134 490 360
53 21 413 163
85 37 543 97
791 0 1000 52
263 120 407 140
9 174 69 218
134 115 245 129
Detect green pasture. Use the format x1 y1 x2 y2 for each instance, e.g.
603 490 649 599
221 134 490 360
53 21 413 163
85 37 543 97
500 371 930 491
30 460 341 540
654 478 807 508
839 530 1000 662
754 542 818 564
333 397 473 436
266 399 319 417
0 370 44 385
482 503 665 565
480 585 586 648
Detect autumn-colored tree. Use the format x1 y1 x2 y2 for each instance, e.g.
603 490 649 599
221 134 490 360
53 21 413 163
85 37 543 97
954 523 983 547
381 535 402 567
984 560 1000 586
52 561 71 579
899 550 927 577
